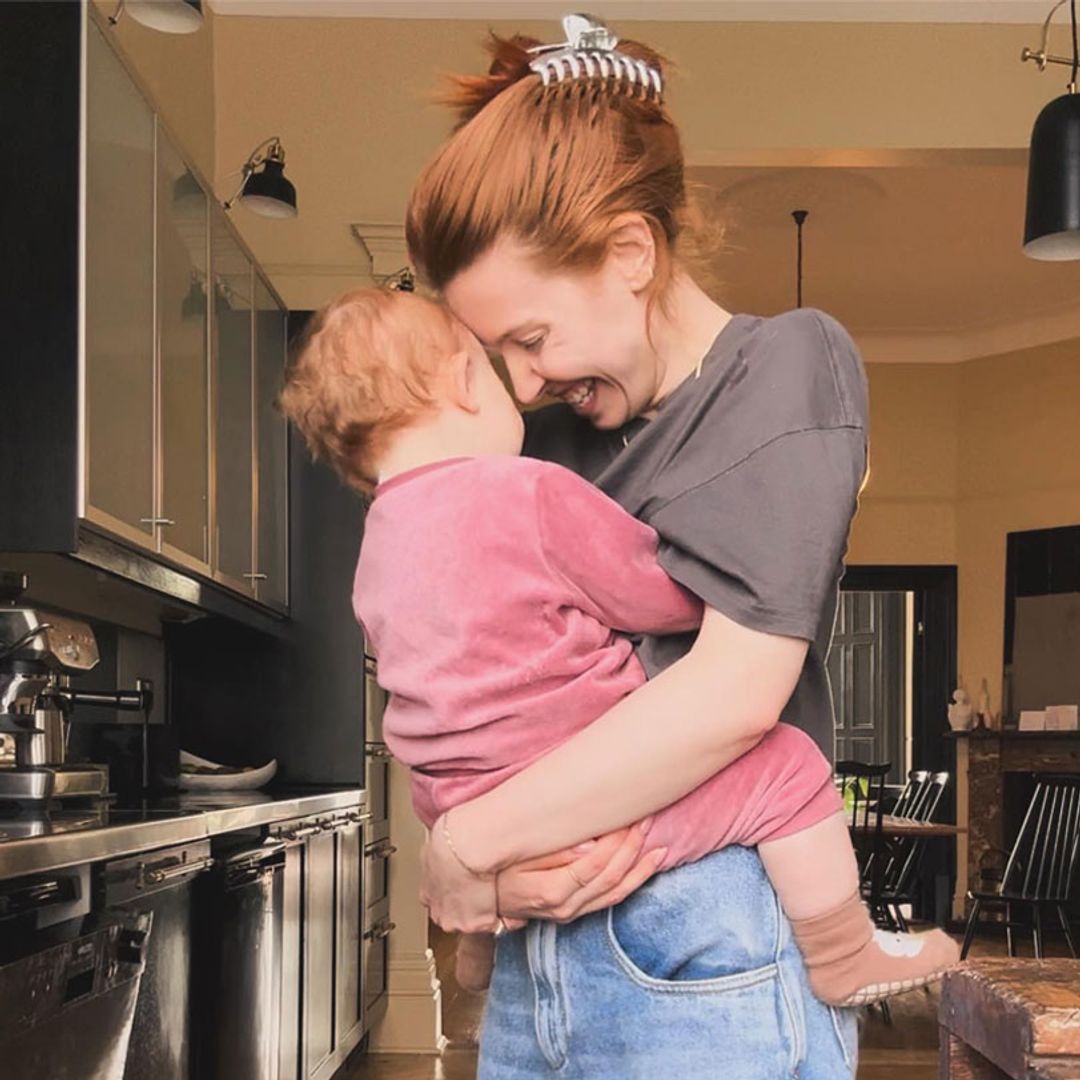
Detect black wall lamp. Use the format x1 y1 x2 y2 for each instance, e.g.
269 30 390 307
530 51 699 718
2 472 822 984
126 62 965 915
223 137 298 219
1021 0 1080 260
109 0 203 34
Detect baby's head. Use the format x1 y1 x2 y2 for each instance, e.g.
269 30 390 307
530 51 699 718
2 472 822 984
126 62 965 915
279 287 523 493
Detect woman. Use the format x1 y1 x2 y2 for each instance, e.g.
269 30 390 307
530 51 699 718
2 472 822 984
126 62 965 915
404 24 867 1078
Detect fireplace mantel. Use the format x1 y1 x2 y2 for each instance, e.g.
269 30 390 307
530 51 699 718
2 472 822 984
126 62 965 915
952 729 1080 919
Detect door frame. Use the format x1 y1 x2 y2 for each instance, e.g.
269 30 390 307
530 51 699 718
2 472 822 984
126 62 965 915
840 565 958 921
839 566 958 792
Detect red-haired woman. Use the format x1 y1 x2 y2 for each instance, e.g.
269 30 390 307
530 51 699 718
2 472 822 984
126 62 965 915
408 23 871 1077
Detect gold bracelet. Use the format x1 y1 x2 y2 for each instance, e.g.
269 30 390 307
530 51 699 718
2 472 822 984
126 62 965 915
441 811 482 877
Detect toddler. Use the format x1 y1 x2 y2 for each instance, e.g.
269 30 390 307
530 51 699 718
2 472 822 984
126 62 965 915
279 287 958 1007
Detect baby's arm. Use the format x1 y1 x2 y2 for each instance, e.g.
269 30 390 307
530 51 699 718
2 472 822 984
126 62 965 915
534 464 703 636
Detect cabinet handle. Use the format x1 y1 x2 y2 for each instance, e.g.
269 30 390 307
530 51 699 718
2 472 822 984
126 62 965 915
139 517 176 527
348 811 374 825
365 839 397 860
137 856 213 887
242 572 268 581
365 743 393 760
364 919 396 942
280 824 322 841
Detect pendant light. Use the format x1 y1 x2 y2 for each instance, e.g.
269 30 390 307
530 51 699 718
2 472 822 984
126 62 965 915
109 0 203 34
1022 0 1080 260
792 209 809 308
223 138 298 219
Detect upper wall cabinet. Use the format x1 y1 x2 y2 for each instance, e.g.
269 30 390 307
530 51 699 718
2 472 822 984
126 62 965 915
84 23 157 547
0 6 290 619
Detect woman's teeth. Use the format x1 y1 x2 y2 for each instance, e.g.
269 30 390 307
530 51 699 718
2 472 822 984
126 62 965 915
564 380 595 407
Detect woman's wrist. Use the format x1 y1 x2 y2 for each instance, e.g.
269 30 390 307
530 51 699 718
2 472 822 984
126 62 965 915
444 799 513 876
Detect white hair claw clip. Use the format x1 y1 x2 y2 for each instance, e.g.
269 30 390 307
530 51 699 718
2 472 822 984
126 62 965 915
527 12 663 100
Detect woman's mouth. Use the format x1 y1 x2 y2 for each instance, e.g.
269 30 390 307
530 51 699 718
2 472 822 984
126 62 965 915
560 379 596 412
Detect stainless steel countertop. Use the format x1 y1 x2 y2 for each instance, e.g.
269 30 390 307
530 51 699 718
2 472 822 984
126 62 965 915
0 786 364 881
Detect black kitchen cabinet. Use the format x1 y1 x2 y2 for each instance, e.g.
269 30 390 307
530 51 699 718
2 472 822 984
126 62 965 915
1 4 289 620
273 811 369 1080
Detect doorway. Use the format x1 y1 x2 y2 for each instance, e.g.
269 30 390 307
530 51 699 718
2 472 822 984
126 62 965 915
828 589 911 785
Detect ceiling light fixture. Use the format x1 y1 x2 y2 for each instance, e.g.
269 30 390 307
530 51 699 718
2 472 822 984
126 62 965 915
1021 0 1080 260
791 209 809 309
108 0 203 34
223 137 298 219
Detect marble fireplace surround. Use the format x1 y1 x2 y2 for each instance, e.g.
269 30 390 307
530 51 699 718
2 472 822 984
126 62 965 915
953 730 1080 920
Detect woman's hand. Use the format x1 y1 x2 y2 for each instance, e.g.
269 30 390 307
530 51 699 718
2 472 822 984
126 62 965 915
496 822 667 924
420 814 500 934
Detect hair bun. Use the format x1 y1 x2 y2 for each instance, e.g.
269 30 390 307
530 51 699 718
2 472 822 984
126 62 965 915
443 34 540 127
443 32 668 128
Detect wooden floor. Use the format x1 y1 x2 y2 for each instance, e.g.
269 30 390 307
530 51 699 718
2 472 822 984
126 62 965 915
346 925 1037 1080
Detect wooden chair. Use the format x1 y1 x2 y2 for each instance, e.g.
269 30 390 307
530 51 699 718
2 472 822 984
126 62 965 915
876 770 950 931
960 773 1080 960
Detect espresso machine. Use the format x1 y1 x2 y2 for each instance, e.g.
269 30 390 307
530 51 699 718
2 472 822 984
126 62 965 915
0 572 153 803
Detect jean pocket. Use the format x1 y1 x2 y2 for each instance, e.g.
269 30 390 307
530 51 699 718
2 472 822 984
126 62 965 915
829 1006 859 1072
605 906 779 994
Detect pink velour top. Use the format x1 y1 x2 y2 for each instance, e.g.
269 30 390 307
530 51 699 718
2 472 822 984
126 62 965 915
353 456 837 870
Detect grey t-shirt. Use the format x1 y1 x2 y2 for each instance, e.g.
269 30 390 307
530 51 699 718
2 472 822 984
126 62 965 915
522 308 869 760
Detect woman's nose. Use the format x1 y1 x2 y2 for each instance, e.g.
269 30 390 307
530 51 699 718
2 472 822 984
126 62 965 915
507 362 546 405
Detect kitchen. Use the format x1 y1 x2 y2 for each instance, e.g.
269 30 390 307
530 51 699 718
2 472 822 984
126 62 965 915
3 2 1080 1079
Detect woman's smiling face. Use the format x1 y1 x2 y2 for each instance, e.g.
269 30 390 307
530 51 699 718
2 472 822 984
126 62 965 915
443 235 662 430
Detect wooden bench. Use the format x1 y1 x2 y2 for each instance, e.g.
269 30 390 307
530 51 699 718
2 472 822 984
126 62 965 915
939 959 1080 1078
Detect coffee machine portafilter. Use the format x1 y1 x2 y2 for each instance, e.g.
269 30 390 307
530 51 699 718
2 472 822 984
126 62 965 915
0 571 154 803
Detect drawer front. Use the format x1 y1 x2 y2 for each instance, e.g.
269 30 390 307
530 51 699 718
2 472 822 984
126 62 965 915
363 822 394 914
364 749 390 822
362 898 392 1025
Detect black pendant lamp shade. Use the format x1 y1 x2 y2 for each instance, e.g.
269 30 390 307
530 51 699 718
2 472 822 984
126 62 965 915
1024 91 1080 259
238 158 298 219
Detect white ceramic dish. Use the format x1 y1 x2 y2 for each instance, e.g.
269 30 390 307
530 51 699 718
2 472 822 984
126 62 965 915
177 750 278 791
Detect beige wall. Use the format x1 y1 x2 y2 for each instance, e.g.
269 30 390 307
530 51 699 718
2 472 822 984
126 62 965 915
850 363 960 567
851 343 1080 720
207 16 1056 307
90 0 216 179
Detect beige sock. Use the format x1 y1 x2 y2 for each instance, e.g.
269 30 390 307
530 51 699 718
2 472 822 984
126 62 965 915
790 891 960 1006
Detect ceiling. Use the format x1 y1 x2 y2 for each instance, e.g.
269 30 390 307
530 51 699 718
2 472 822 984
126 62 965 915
210 1 1061 22
696 157 1080 348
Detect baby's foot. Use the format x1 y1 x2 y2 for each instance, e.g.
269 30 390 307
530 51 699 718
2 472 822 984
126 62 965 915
455 932 496 994
816 927 960 1006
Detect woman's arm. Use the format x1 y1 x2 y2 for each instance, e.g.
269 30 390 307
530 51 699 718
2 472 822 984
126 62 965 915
420 606 808 929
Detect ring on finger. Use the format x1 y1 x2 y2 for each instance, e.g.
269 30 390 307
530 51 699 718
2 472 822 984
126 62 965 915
566 865 587 889
493 917 508 938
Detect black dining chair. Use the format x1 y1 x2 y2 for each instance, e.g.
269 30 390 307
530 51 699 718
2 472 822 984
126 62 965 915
836 760 892 917
836 760 893 1023
876 770 950 932
960 773 1080 960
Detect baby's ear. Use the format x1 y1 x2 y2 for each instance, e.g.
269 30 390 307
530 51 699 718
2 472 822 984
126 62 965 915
449 348 480 413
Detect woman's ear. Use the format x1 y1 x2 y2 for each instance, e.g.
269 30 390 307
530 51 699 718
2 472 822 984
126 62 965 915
606 213 657 293
449 348 481 414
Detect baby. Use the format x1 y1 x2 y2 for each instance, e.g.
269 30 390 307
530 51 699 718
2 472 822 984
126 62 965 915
279 287 958 1006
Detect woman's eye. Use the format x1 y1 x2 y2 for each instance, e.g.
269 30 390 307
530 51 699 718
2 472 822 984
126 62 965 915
518 335 545 353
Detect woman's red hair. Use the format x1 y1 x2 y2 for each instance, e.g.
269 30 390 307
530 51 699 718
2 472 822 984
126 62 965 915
406 33 694 306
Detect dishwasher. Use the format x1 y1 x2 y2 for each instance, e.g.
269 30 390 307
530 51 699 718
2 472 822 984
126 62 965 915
99 838 214 1080
191 835 287 1080
0 869 152 1080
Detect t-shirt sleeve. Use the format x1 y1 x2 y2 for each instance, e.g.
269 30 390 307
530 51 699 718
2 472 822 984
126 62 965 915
534 464 703 635
644 309 869 641
650 427 866 640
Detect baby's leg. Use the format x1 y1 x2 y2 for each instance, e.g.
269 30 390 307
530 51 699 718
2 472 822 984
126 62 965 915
761 813 959 1006
455 931 496 993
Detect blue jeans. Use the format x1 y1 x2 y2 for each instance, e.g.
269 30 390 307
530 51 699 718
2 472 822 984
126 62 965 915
479 846 858 1078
